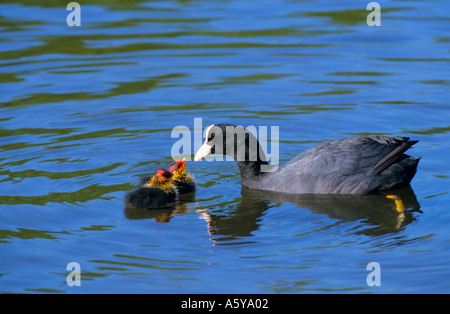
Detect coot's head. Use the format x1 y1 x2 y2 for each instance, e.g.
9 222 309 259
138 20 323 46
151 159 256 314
194 124 265 162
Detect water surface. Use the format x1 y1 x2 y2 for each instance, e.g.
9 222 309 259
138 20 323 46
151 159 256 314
0 0 449 293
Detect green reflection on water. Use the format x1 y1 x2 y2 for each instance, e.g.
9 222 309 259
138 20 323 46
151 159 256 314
0 127 78 138
0 162 125 181
202 73 294 86
0 228 70 241
1 0 151 8
328 71 394 77
300 89 354 97
0 15 43 32
25 288 65 293
1 74 186 108
0 73 25 83
0 33 330 61
89 254 204 271
404 125 450 135
294 7 410 25
0 183 131 205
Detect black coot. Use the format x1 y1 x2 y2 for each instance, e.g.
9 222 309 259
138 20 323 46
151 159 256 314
194 124 420 194
125 169 177 209
168 158 196 194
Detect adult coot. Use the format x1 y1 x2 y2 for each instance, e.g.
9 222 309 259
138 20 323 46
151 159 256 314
125 169 177 209
194 124 420 194
168 158 196 194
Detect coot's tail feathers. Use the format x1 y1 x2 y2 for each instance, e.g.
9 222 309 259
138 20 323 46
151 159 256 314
371 138 419 174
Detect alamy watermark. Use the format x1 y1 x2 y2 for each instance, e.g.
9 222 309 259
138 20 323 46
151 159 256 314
366 262 381 286
66 2 81 27
367 2 381 26
66 262 81 286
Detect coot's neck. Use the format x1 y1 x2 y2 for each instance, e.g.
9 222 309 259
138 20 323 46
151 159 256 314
214 124 278 186
225 132 276 185
235 159 266 181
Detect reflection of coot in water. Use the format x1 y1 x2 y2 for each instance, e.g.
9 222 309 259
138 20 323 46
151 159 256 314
386 194 406 212
194 124 420 194
204 186 421 240
169 158 196 194
124 169 176 209
124 181 420 237
124 204 189 223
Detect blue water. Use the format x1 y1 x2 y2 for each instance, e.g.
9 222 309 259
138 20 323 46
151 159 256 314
0 0 449 293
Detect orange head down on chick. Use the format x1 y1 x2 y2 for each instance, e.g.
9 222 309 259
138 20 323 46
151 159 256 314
168 158 195 194
143 169 176 193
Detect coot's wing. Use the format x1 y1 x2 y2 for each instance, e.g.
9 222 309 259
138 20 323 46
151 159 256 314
288 136 418 174
273 136 419 193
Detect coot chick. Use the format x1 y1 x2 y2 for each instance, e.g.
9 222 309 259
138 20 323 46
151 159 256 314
194 124 420 194
125 169 177 209
169 158 196 194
